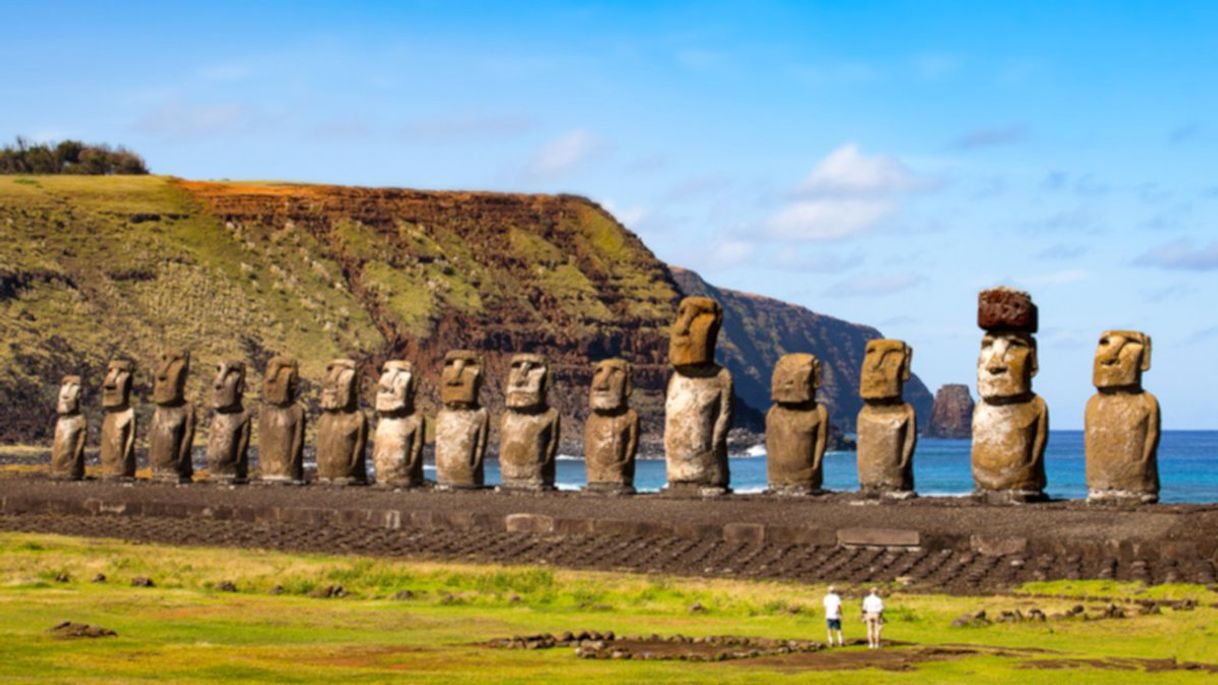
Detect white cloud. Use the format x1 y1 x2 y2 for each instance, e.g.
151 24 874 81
525 129 604 178
1134 239 1218 271
706 239 756 267
766 143 936 241
132 100 255 139
823 273 926 298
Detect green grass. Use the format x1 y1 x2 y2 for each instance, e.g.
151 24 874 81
0 532 1216 683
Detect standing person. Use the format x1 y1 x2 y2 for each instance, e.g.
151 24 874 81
822 585 844 646
862 587 885 649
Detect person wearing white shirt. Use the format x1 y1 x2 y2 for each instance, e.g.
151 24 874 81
822 586 844 646
861 587 885 649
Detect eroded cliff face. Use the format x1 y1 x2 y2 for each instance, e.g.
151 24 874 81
0 175 927 455
926 384 975 438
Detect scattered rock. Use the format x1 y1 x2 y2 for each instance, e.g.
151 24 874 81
507 593 522 604
393 589 415 600
130 576 154 588
91 573 106 583
689 602 706 614
308 585 343 599
269 585 285 595
215 581 237 593
53 572 70 583
48 622 116 639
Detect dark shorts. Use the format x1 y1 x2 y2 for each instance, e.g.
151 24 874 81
826 618 842 630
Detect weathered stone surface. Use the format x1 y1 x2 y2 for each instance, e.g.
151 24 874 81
372 360 425 487
977 286 1038 333
972 303 1049 500
499 354 560 491
50 375 86 480
925 384 974 438
206 360 251 483
435 350 489 488
149 348 196 483
765 353 827 495
316 358 368 485
99 360 136 480
584 359 639 493
665 297 732 492
257 356 305 483
856 339 916 497
1085 331 1160 503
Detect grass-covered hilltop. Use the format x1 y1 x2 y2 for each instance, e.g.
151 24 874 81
0 174 930 451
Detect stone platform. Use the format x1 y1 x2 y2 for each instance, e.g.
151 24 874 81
1 479 1215 593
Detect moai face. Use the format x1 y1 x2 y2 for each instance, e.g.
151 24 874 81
321 359 358 411
1093 330 1151 391
506 353 549 410
211 360 246 411
441 350 482 406
771 353 819 405
262 356 299 406
152 348 190 406
376 360 415 413
977 332 1037 400
669 296 723 367
101 360 134 409
860 339 911 401
589 359 631 412
57 375 83 415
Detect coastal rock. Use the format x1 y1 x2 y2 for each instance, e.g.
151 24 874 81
925 384 974 438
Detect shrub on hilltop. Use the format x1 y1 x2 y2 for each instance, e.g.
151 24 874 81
0 137 148 175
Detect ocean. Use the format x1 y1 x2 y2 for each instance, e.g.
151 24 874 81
425 431 1218 504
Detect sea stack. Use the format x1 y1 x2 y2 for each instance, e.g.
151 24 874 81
925 384 974 438
971 287 1049 503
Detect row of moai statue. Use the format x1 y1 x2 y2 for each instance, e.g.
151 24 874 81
49 289 1161 503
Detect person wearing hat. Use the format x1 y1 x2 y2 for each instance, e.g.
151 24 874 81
822 585 844 646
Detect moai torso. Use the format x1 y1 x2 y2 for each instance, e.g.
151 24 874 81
499 354 560 490
149 349 197 483
434 350 488 488
856 339 917 496
50 375 87 480
765 353 828 494
316 358 368 485
258 356 305 483
99 360 136 479
1085 331 1161 502
971 288 1049 500
664 296 733 493
584 359 639 492
206 361 251 482
372 360 426 487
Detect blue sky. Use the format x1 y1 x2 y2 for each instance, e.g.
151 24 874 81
4 1 1217 428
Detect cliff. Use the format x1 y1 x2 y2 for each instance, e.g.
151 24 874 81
925 384 975 438
0 175 927 454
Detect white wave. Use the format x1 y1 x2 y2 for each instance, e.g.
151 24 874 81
733 486 767 494
555 454 583 461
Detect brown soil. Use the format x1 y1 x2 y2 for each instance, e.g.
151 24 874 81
1021 657 1218 673
48 622 116 638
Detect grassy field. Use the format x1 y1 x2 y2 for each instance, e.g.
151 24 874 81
0 532 1215 683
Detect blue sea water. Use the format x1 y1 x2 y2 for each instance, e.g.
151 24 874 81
425 431 1218 503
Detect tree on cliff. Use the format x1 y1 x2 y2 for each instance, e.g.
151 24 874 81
0 137 148 175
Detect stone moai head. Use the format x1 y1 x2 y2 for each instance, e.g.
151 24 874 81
321 358 359 412
152 348 190 406
771 353 820 405
1093 330 1151 392
976 287 1039 401
262 356 299 406
669 296 723 368
101 360 134 409
376 360 415 414
589 359 631 412
57 375 83 415
506 353 550 410
860 339 912 401
441 350 482 407
211 360 246 411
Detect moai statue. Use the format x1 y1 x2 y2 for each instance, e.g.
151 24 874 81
856 339 917 498
664 296 733 495
499 353 561 491
149 348 197 483
583 359 639 495
206 360 251 483
99 359 136 480
316 358 368 485
972 287 1049 502
50 375 87 480
258 356 305 483
372 360 426 488
434 350 489 489
766 353 829 495
1085 331 1160 503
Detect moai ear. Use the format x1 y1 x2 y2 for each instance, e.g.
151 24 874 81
623 363 634 396
813 358 823 388
902 345 912 382
1028 339 1039 378
1141 334 1152 372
